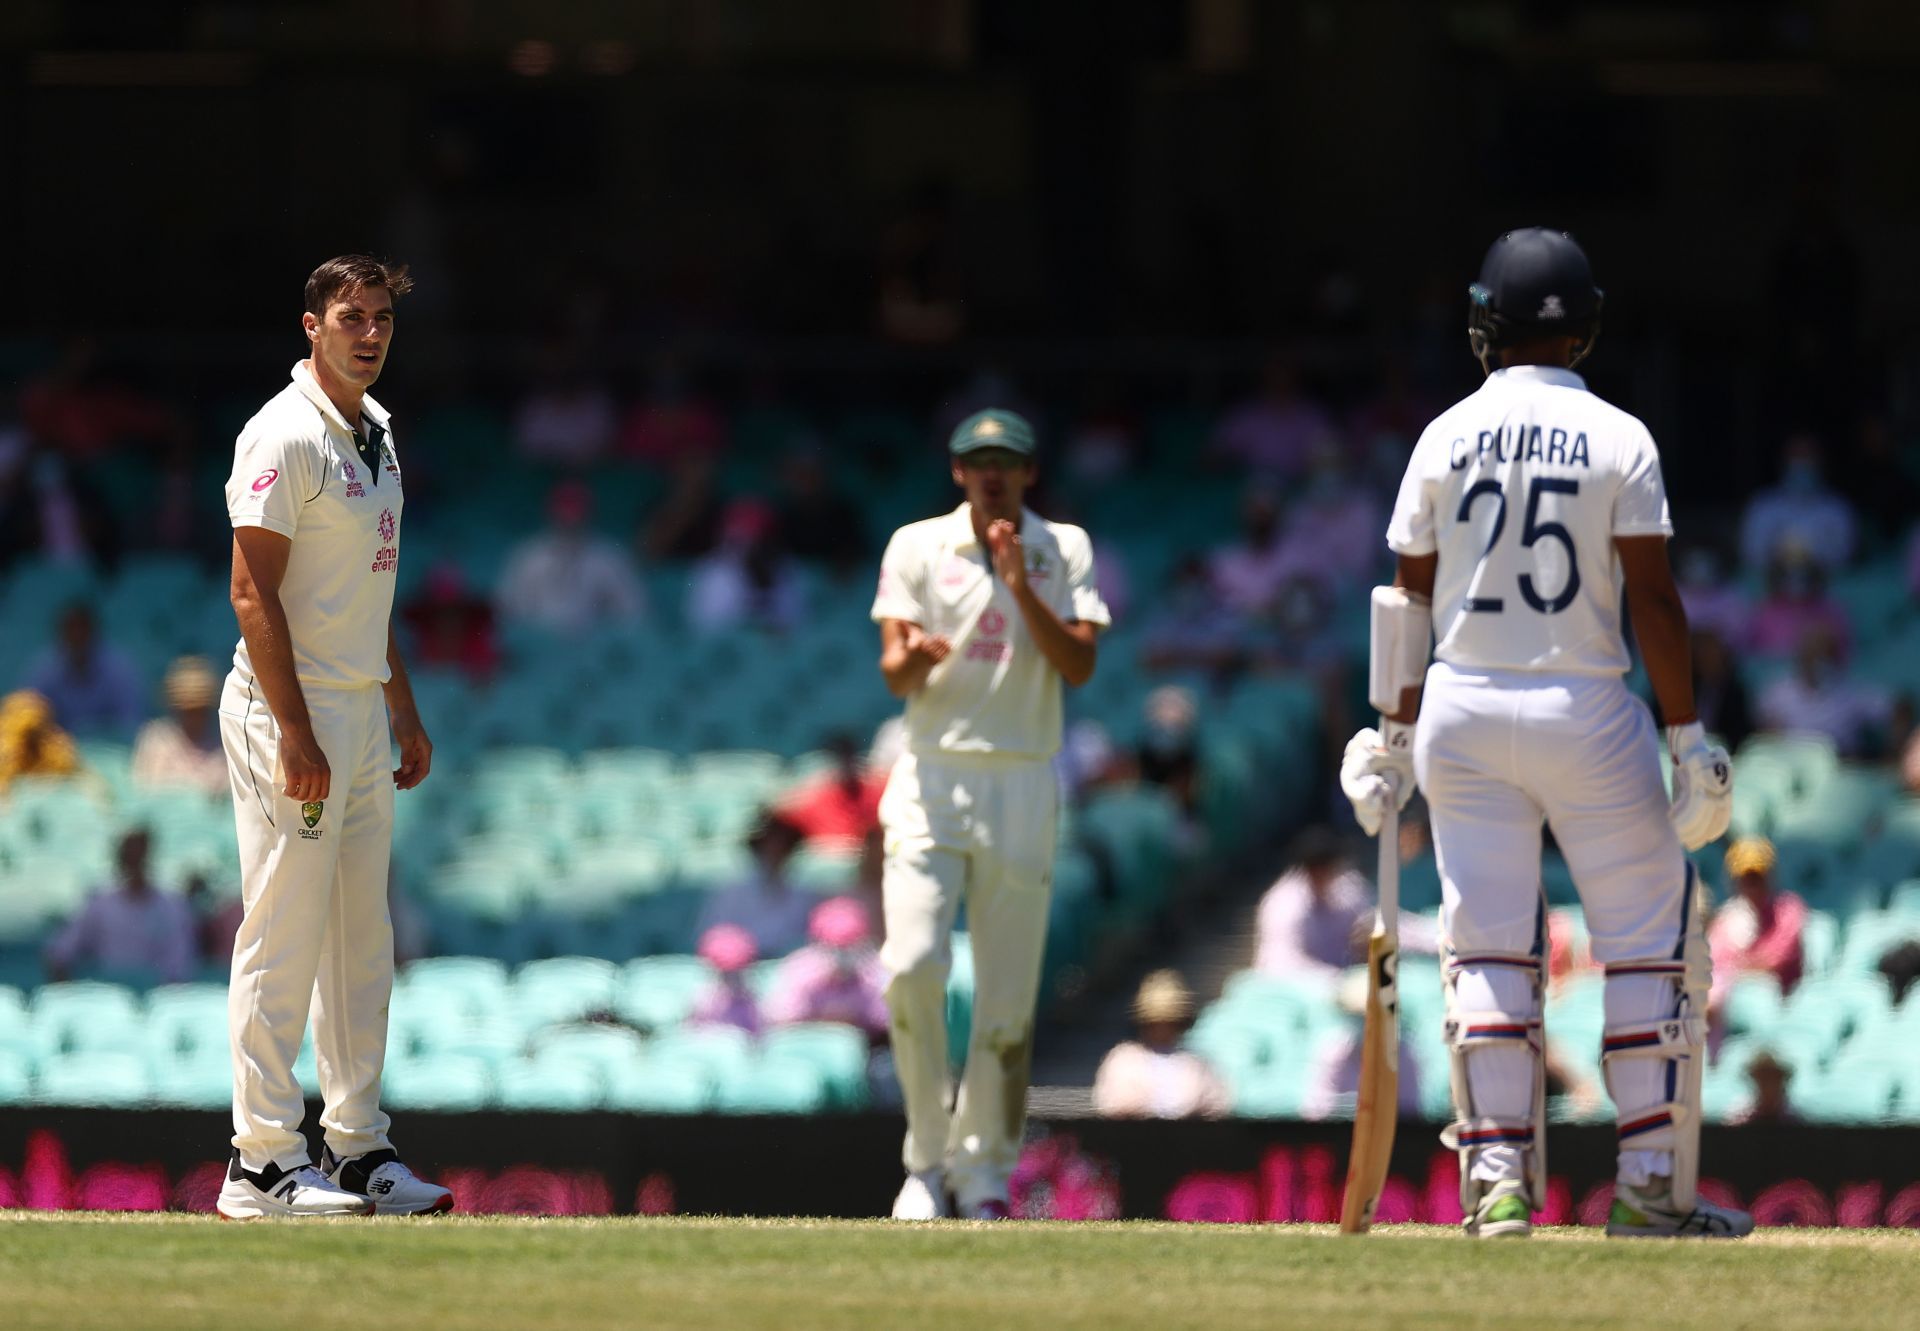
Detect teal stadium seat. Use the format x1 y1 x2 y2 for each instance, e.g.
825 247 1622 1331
382 1052 494 1111
512 957 620 1029
618 957 713 1031
762 1022 871 1109
494 1055 606 1111
606 1055 713 1113
35 1051 151 1107
0 1048 32 1104
397 957 511 1025
31 982 144 1060
717 1054 832 1114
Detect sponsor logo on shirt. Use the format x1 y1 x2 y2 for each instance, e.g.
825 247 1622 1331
251 469 279 493
370 508 398 573
940 556 972 588
1025 549 1051 582
343 459 366 498
299 800 325 840
966 607 1012 662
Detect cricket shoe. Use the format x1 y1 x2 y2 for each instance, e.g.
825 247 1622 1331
321 1146 454 1215
1606 1179 1752 1239
890 1169 952 1220
217 1156 374 1219
1464 1180 1532 1239
959 1198 1011 1221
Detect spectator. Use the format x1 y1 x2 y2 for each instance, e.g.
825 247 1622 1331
1756 626 1889 756
1668 630 1754 754
43 828 197 985
1708 839 1808 1010
642 453 725 560
763 896 890 1039
1301 968 1424 1121
1140 555 1254 676
1058 378 1142 490
400 562 500 682
1254 828 1370 981
1674 547 1750 649
0 438 122 573
0 689 83 792
1092 970 1230 1119
24 602 143 740
688 925 765 1035
687 499 804 635
774 443 870 576
620 352 726 468
1749 545 1850 660
694 810 816 959
512 358 617 466
131 656 228 797
1208 487 1294 619
874 181 967 347
1137 686 1205 852
1265 445 1382 595
495 480 647 635
1729 1049 1796 1126
1739 436 1856 574
775 734 886 856
1212 349 1335 478
1877 939 1920 1005
1058 719 1127 806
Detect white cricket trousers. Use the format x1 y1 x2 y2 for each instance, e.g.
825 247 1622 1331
221 671 395 1172
879 750 1057 1208
1414 662 1690 1186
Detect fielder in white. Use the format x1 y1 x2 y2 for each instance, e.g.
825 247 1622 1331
216 256 451 1218
872 409 1110 1219
1342 229 1751 1239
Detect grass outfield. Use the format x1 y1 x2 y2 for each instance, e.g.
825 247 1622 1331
2 1214 1914 1331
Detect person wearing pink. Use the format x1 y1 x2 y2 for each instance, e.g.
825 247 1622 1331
688 925 766 1035
1748 547 1850 660
1708 838 1807 1009
763 897 891 1039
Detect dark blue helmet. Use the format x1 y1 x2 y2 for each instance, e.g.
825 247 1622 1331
1467 228 1604 373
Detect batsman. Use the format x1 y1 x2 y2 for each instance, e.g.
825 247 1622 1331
1340 229 1751 1239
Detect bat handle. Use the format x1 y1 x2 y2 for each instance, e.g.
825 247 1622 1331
1375 796 1399 937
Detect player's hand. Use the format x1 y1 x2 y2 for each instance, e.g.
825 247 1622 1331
392 710 433 791
279 728 331 804
986 519 1028 593
904 625 952 666
1340 722 1416 837
1667 722 1731 850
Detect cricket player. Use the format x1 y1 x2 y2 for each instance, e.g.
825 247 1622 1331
215 256 451 1218
871 409 1110 1219
1341 229 1752 1239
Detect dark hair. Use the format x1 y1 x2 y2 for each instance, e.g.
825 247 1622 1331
1289 826 1345 871
305 255 413 317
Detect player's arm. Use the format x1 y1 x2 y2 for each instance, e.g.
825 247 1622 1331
230 526 330 801
1615 536 1696 726
1384 553 1438 723
384 623 432 790
878 619 951 698
986 520 1098 686
1617 534 1731 849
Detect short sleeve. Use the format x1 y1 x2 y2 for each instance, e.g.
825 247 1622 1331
1613 429 1673 538
1384 437 1438 556
226 422 318 539
870 528 927 624
1061 532 1112 628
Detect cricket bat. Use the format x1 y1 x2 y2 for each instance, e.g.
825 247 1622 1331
1338 796 1400 1235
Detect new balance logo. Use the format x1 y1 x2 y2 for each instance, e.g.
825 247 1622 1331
368 1176 396 1195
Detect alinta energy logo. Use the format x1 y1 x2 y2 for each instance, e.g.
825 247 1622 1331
378 508 396 543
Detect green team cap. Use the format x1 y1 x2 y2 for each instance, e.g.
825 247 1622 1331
948 408 1037 457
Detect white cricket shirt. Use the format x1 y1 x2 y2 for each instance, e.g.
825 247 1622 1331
871 505 1111 760
1386 365 1671 675
225 361 404 689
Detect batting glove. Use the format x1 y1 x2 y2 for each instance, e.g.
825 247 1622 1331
1667 721 1733 851
1340 720 1416 838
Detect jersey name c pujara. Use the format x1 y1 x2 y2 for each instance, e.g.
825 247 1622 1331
1449 427 1592 471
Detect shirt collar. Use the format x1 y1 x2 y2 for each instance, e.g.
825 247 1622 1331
944 503 1039 550
1488 365 1586 391
290 361 391 436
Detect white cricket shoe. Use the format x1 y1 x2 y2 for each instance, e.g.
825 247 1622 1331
321 1146 455 1216
1606 1179 1753 1238
217 1156 374 1219
890 1169 951 1220
1464 1179 1532 1239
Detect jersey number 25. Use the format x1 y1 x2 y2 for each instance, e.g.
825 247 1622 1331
1456 477 1581 615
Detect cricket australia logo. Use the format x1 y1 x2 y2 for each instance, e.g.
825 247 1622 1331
1025 548 1051 582
299 800 325 841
